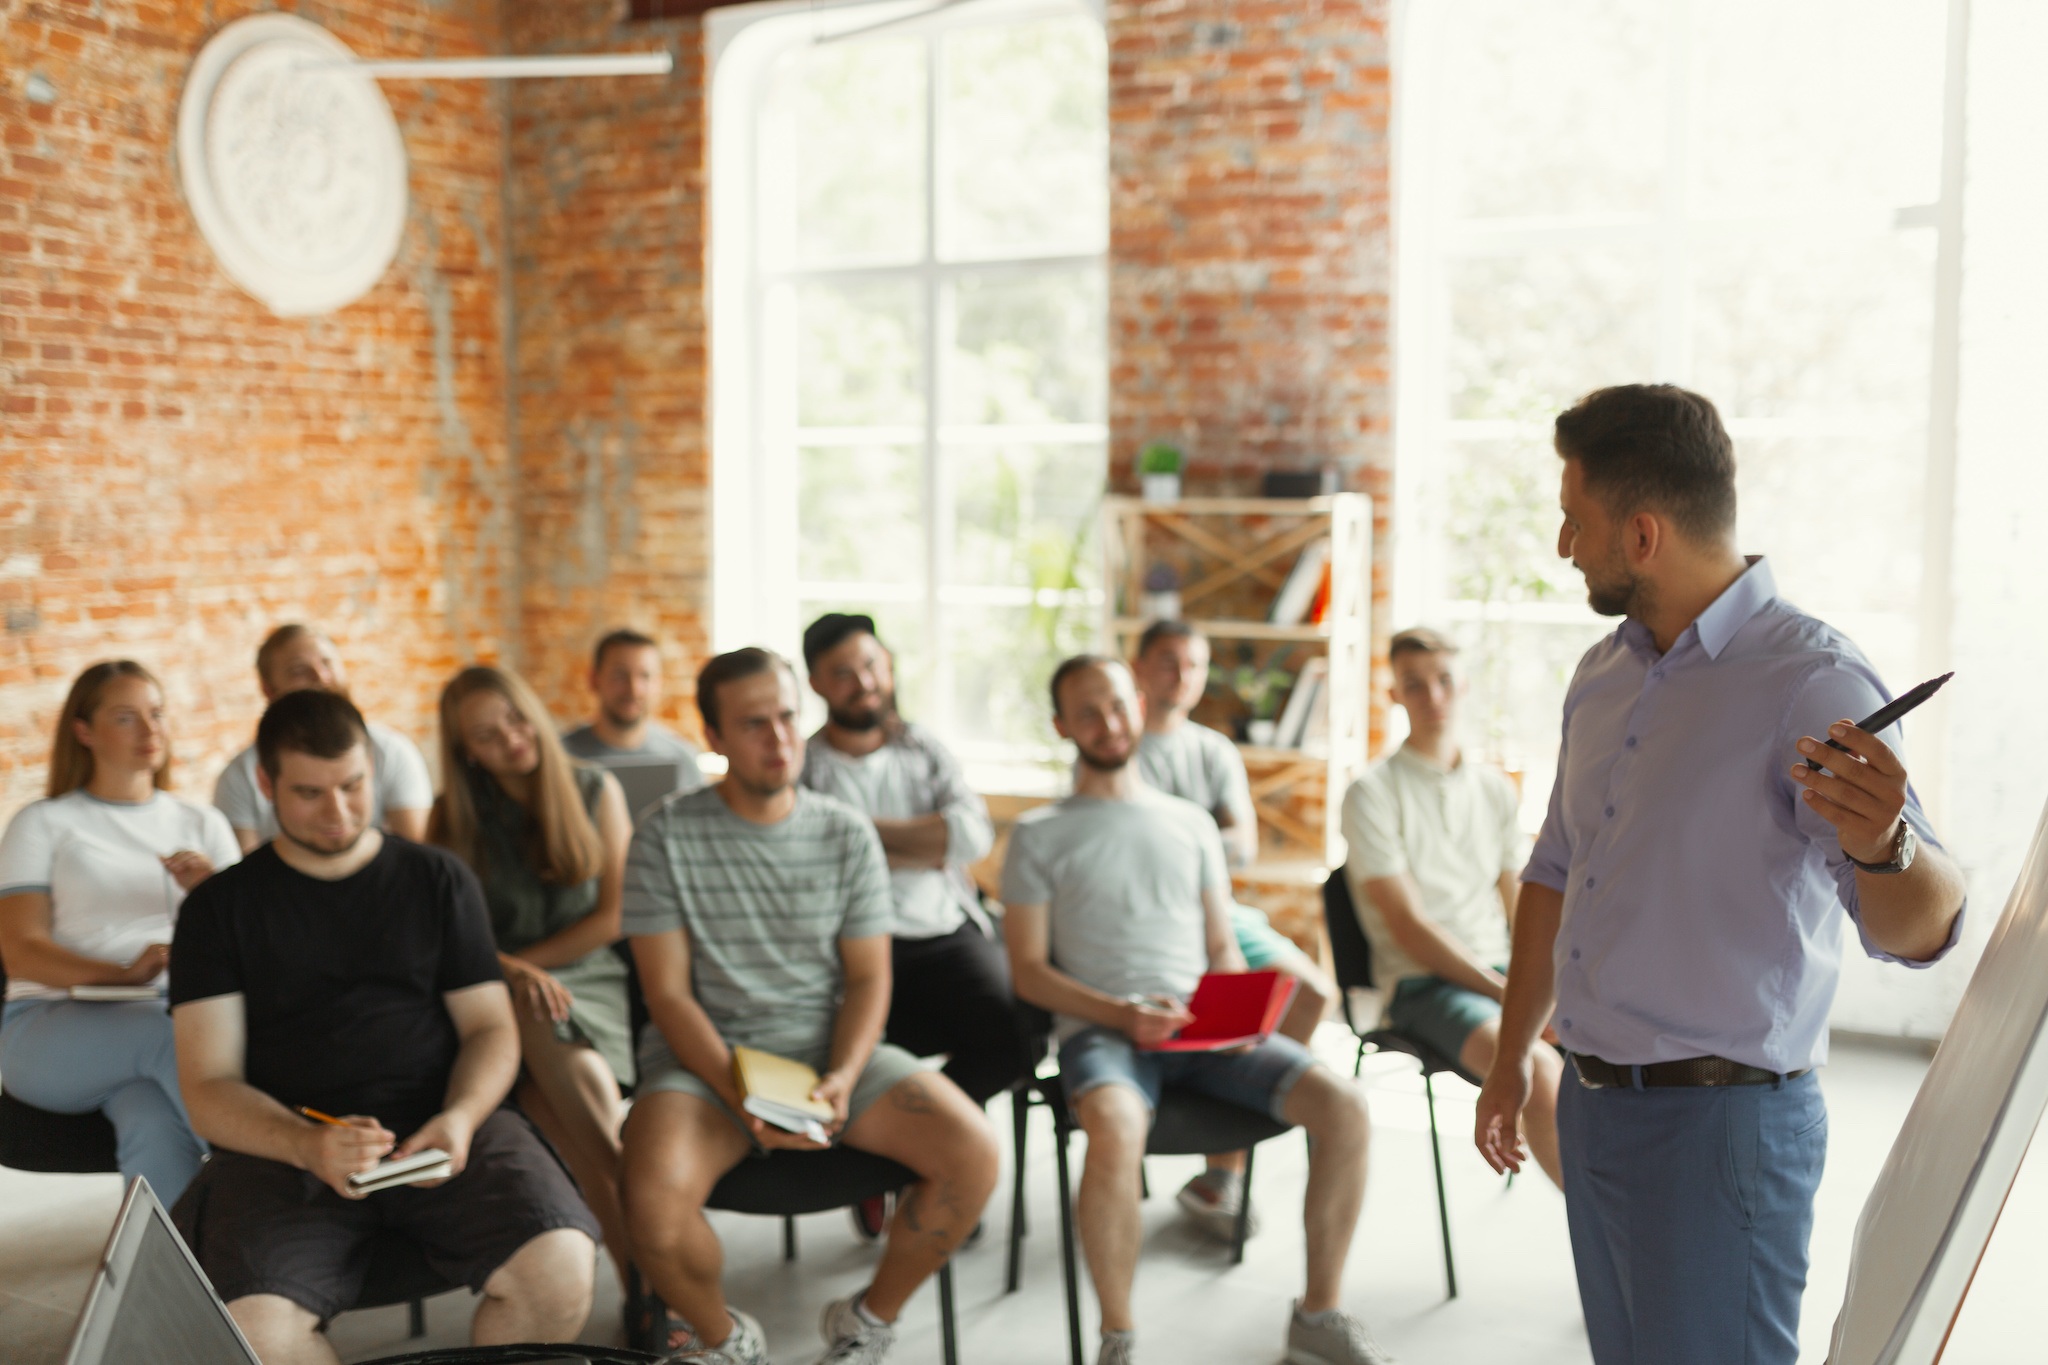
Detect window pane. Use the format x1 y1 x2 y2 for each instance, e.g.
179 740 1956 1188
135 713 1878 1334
945 269 1107 425
1439 0 1666 220
1690 232 1935 423
763 37 926 268
944 603 1099 751
1443 616 1612 825
940 18 1108 259
799 445 924 585
1690 0 1946 214
1446 250 1660 420
1439 440 1578 608
797 279 924 427
1736 435 1925 622
949 441 1104 589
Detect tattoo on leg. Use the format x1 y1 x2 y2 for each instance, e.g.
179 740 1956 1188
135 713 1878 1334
891 1078 938 1115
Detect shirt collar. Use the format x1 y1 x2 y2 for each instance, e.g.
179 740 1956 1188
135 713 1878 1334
1692 556 1775 660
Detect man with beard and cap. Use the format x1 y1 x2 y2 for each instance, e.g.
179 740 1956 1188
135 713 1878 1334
1002 656 1388 1365
798 615 1029 1238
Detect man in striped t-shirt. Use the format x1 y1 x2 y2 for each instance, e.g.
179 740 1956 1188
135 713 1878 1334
620 648 998 1365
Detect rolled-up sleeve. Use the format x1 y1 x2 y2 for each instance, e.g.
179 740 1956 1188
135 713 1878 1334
925 742 995 865
1784 658 1962 967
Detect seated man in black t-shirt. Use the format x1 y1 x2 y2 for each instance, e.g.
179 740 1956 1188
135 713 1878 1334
170 690 601 1365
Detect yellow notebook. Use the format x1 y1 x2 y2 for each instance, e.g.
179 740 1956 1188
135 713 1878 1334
731 1046 834 1143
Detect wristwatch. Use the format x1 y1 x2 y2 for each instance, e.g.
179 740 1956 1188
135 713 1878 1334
1847 821 1917 875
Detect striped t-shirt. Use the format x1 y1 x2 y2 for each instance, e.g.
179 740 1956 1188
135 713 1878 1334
623 785 892 1063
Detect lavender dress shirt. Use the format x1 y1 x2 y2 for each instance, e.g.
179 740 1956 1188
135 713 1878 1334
1524 557 1963 1074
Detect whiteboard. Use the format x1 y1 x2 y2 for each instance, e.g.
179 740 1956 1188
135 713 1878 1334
1828 796 2048 1364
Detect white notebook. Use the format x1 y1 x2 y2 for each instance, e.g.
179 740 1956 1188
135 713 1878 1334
346 1148 452 1195
69 986 164 1002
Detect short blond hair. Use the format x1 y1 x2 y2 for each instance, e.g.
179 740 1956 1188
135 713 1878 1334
1387 627 1459 665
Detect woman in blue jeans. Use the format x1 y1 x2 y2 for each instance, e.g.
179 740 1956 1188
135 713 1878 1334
0 660 240 1204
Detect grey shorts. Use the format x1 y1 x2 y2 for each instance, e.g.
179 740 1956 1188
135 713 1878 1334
636 1035 932 1146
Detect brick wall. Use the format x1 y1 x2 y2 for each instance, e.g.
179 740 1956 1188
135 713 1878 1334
1107 0 1395 749
505 0 711 739
0 0 515 820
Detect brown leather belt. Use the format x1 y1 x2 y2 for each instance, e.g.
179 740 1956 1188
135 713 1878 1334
1570 1053 1809 1090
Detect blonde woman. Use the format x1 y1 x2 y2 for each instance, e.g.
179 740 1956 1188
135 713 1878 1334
0 661 239 1204
429 665 633 1278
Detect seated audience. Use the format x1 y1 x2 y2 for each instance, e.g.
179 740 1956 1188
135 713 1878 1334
213 624 433 853
621 648 998 1365
798 614 1026 1116
562 628 708 787
0 661 237 1206
1003 656 1386 1365
1344 628 1563 1186
429 665 636 1278
171 690 599 1365
1127 619 1338 1237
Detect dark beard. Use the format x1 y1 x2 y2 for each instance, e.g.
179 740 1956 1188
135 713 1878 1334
828 695 894 733
1076 743 1132 773
276 817 370 858
599 703 642 730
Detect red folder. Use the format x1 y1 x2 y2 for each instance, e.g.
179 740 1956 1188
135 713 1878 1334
1143 970 1300 1052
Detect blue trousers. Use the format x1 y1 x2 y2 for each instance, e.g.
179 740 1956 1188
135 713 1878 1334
1 997 207 1205
1557 1067 1827 1365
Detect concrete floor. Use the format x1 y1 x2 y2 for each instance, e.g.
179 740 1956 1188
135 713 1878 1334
4 1027 2045 1364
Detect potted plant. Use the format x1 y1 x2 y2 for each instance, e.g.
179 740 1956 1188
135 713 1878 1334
1139 442 1183 502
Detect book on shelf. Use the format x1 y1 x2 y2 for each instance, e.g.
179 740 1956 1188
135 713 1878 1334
347 1147 452 1195
69 985 164 1002
1268 538 1332 624
1143 970 1301 1053
1272 657 1328 749
731 1045 834 1143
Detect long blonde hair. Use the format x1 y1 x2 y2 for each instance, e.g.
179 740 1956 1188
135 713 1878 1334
48 661 175 799
428 665 602 886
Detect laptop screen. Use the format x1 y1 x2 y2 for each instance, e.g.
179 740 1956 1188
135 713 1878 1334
65 1179 259 1365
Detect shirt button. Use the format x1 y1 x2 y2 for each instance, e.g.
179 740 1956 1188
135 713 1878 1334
1605 806 1615 818
1624 736 1638 748
1562 1019 1573 1029
1585 877 1596 889
1652 669 1665 680
1571 949 1582 961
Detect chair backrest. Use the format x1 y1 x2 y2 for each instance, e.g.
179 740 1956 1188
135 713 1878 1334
1321 865 1375 993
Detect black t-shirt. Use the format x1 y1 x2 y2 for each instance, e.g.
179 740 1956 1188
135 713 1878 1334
170 837 503 1137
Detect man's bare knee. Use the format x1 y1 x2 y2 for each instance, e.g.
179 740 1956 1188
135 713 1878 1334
228 1294 329 1365
484 1227 595 1315
1286 1066 1369 1144
1076 1086 1150 1165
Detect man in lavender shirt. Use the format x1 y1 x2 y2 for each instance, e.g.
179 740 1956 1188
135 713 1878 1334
1472 385 1968 1365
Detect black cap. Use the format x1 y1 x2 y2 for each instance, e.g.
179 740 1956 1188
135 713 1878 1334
802 612 878 671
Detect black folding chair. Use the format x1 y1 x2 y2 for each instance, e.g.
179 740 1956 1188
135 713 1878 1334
1321 866 1490 1299
634 1146 960 1365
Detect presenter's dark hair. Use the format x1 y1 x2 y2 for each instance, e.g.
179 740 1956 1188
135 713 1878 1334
591 627 658 672
1049 653 1127 718
696 647 792 734
257 689 369 779
1136 619 1199 659
1554 384 1737 543
802 612 879 671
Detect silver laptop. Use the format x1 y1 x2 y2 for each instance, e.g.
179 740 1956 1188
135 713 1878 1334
608 759 689 827
63 1177 261 1365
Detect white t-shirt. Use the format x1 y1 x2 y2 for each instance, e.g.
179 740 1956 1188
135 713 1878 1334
212 721 434 842
1136 723 1256 864
0 789 241 1000
1340 746 1523 987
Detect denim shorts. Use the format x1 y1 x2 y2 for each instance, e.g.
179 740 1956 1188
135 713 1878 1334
1058 1025 1317 1124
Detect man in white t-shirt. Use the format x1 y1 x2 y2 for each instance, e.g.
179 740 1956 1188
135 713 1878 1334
1128 619 1337 1235
560 628 708 787
211 625 433 854
1004 656 1386 1365
1341 627 1562 1186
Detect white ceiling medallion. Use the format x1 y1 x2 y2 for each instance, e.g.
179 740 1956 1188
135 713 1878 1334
177 14 408 317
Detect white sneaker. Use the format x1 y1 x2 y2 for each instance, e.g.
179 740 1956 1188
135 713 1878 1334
1175 1168 1260 1242
817 1293 896 1364
1285 1303 1395 1365
1097 1328 1136 1365
664 1307 768 1364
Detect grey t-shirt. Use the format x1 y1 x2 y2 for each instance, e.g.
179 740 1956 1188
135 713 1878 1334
562 722 706 786
212 722 434 842
1136 724 1255 862
622 785 892 1064
999 787 1230 1040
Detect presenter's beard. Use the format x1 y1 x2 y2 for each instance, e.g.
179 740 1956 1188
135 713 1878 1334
829 692 894 733
1580 541 1651 619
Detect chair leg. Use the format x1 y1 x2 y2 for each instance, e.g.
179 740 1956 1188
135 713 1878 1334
1231 1144 1256 1267
938 1259 960 1365
1052 1106 1086 1365
783 1214 798 1262
1006 1083 1031 1294
1354 1036 1365 1077
1423 1072 1457 1300
1138 1160 1150 1201
407 1298 425 1338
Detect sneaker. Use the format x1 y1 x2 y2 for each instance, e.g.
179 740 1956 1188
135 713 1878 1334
816 1293 896 1363
664 1307 768 1364
850 1193 890 1242
1285 1304 1396 1365
1175 1168 1260 1242
1097 1328 1136 1365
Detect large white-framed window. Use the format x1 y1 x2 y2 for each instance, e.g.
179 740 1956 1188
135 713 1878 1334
710 0 1107 780
1393 0 1964 827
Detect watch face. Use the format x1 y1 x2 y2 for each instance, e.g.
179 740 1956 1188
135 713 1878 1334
1898 823 1917 870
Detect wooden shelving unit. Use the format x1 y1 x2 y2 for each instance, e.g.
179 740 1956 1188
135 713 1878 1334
1100 494 1372 868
